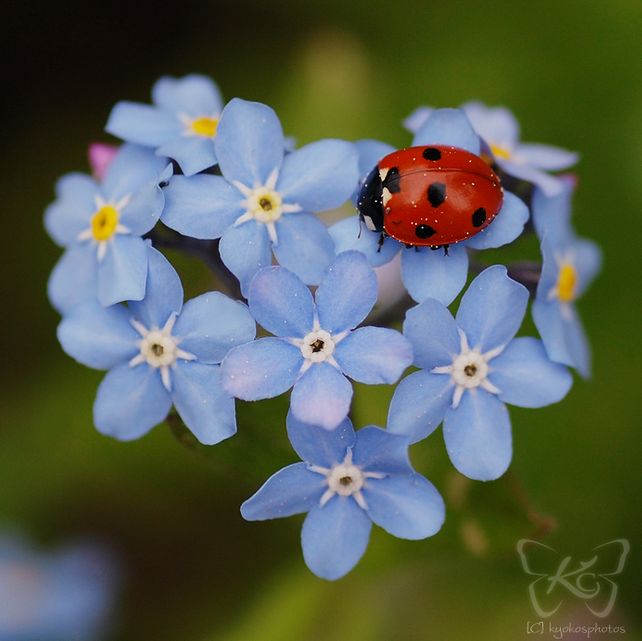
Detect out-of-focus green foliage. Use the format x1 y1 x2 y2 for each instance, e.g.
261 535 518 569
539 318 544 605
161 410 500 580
1 1 640 639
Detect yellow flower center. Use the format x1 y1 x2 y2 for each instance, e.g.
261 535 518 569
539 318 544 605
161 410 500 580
490 143 512 160
91 205 119 241
190 116 219 138
557 263 578 302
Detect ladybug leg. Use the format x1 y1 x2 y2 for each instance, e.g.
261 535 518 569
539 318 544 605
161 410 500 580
376 232 386 253
443 244 449 256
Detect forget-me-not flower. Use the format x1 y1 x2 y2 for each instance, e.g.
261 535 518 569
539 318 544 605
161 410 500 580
161 98 359 294
531 199 601 379
241 413 445 580
405 102 578 196
387 266 573 481
221 251 413 430
57 247 256 444
0 536 117 641
330 109 530 306
45 144 171 313
106 74 224 176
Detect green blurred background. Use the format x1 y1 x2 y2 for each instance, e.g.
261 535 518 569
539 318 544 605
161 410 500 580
1 1 640 639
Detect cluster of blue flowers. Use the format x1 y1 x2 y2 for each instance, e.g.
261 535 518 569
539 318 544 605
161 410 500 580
46 74 601 580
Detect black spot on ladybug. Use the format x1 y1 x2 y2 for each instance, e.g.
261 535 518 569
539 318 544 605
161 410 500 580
472 207 487 227
415 224 436 239
382 166 401 193
422 147 442 161
427 182 446 207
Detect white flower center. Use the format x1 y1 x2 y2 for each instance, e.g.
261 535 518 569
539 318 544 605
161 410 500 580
300 329 335 363
327 463 365 496
139 330 179 368
231 169 302 245
129 314 196 391
451 350 489 389
432 329 503 409
309 450 385 511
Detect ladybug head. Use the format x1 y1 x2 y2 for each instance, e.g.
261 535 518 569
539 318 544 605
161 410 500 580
357 165 384 233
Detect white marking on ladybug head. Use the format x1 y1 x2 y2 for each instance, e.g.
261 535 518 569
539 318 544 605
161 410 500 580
362 214 378 232
378 167 389 182
382 187 392 207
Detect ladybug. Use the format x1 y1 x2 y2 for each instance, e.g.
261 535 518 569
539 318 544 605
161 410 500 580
357 145 504 250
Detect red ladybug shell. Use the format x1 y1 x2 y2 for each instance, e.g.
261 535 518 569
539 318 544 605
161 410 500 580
378 145 503 246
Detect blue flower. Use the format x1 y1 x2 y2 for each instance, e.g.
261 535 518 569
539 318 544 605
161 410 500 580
45 144 171 313
106 74 224 176
57 247 256 444
533 236 601 380
221 251 413 430
405 102 578 196
241 414 445 580
387 266 573 481
330 109 530 305
0 536 117 641
530 175 577 242
161 98 359 294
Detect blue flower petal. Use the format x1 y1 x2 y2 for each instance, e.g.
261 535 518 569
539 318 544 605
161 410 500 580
498 160 563 197
573 237 602 298
171 362 236 445
461 101 520 149
219 221 272 297
215 99 284 188
94 363 172 441
44 173 97 246
286 412 356 467
316 251 377 334
364 474 445 539
403 107 432 134
152 74 222 115
412 108 481 155
290 363 352 430
57 302 138 370
221 338 303 400
400 245 468 305
443 390 512 481
355 139 396 179
518 143 579 171
129 246 183 328
277 140 358 211
387 371 453 443
490 337 572 408
329 216 400 268
301 497 372 580
456 266 529 351
272 213 335 285
463 191 529 250
241 463 326 520
403 298 460 369
162 174 244 239
97 235 148 307
156 136 217 176
532 299 591 378
334 327 413 384
106 102 180 146
118 184 165 237
48 244 98 314
101 144 168 202
351 426 413 475
531 178 574 242
247 265 315 338
174 292 255 363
